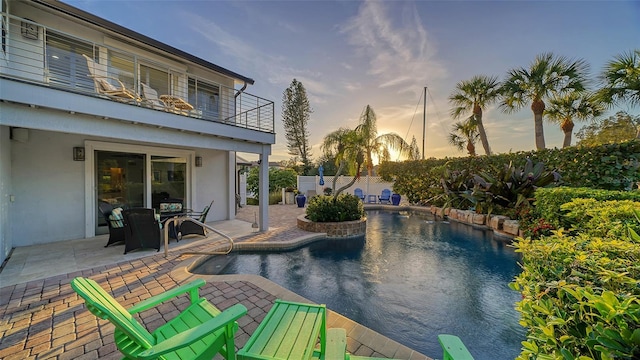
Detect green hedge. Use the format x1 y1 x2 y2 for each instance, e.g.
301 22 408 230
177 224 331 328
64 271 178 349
379 140 640 205
534 187 640 230
561 199 640 239
511 199 640 359
512 233 640 359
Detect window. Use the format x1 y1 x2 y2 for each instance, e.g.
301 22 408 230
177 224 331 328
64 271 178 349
107 49 135 90
189 78 219 119
45 31 94 91
140 63 169 95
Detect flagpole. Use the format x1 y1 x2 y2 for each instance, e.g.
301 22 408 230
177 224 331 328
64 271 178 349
422 86 427 160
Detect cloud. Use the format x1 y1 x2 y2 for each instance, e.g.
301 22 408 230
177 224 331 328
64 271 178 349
340 0 448 96
185 13 333 103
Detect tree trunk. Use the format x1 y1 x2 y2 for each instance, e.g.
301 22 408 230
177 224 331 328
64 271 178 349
474 104 491 155
531 100 546 150
561 119 574 148
466 140 476 156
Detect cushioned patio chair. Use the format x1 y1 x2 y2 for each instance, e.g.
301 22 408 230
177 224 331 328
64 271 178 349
179 200 214 239
354 188 365 201
98 202 125 248
378 189 392 204
82 54 140 102
122 208 161 254
71 277 247 360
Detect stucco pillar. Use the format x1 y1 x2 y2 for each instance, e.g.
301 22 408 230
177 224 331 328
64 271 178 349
259 150 269 231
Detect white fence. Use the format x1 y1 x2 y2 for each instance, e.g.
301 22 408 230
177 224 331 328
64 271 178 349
297 176 394 200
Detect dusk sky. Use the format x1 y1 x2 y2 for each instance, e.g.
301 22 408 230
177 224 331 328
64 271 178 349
67 0 640 163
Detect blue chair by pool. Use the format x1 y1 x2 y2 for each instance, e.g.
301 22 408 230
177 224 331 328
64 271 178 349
378 189 391 204
354 188 365 201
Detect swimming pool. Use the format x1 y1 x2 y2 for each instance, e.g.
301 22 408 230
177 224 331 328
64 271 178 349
193 210 525 359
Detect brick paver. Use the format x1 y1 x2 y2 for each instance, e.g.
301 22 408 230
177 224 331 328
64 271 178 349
0 204 429 360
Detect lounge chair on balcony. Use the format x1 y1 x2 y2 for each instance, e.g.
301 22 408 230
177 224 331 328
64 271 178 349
82 54 140 102
71 277 247 360
140 82 170 111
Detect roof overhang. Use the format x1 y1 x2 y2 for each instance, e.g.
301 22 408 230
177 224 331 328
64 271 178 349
31 0 255 86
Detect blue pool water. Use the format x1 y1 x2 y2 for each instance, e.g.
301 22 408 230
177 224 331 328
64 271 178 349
194 210 525 359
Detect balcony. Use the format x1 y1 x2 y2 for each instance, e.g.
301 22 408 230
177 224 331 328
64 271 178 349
0 14 274 134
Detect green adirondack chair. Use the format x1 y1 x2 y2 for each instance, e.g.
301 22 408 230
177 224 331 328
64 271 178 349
438 334 474 360
71 277 247 360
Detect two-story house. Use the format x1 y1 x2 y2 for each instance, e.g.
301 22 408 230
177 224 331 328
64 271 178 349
0 0 274 265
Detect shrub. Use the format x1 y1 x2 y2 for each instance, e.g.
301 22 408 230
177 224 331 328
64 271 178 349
511 231 640 359
268 191 281 205
379 140 640 204
534 187 640 230
305 194 364 222
560 199 640 238
246 167 297 196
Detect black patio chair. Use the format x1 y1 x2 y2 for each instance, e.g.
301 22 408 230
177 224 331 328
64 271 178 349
122 208 161 254
98 202 125 247
179 200 214 239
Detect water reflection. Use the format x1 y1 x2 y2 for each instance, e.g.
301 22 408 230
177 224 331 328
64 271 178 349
197 210 524 360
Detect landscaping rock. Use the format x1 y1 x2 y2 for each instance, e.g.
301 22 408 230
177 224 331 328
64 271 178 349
503 220 520 236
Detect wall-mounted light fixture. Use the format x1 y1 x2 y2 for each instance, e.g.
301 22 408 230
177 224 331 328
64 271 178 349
195 156 203 167
73 147 85 161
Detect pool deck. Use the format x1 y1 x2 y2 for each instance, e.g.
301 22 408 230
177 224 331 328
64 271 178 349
0 204 432 360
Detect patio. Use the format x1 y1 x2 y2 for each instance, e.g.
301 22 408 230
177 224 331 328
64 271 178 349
0 205 430 360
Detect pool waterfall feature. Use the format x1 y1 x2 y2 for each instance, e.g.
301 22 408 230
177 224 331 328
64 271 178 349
192 209 525 360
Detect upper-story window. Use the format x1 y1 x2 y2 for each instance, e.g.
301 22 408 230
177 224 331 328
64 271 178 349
140 63 169 95
188 78 219 119
46 30 94 91
107 49 135 89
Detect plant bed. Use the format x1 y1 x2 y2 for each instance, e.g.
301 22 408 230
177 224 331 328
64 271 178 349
297 215 366 238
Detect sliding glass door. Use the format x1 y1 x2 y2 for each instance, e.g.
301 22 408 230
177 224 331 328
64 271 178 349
95 151 145 234
151 155 187 211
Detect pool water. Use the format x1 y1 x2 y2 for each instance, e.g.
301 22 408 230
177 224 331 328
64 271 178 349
194 210 525 359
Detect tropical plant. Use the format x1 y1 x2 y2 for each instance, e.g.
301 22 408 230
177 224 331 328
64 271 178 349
449 75 502 155
321 127 365 198
448 117 480 156
546 91 604 147
597 48 640 109
355 105 416 176
470 159 561 215
501 52 589 150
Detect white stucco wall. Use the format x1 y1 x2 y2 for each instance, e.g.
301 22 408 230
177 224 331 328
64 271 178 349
194 149 230 222
10 129 87 246
0 126 12 264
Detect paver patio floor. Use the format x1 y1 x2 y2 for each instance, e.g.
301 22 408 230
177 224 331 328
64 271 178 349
0 204 430 360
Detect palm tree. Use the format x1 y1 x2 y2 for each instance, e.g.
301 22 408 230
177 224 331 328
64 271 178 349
449 75 501 155
501 53 588 150
546 92 604 148
448 117 479 156
354 105 413 176
598 49 640 108
321 127 365 197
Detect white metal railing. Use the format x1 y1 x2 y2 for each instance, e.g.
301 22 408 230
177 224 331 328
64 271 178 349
0 13 274 133
163 217 234 257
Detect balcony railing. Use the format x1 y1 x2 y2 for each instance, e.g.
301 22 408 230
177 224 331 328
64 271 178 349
0 14 274 133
